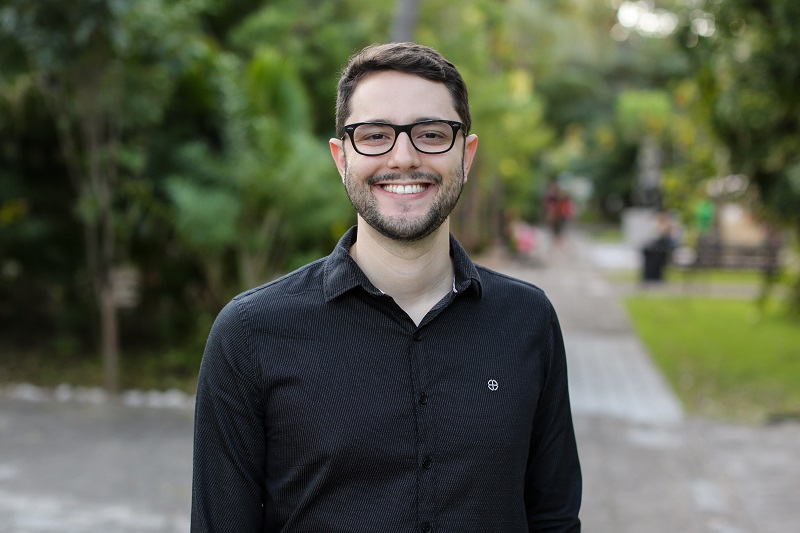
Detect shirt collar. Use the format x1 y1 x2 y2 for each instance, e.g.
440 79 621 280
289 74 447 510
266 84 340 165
323 226 483 302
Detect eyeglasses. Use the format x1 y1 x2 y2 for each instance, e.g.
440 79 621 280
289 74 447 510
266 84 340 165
342 120 465 156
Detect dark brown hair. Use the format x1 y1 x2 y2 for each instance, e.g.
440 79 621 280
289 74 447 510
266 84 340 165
335 42 471 137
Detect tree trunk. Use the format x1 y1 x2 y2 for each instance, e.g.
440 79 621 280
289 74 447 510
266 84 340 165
99 281 119 393
453 157 489 252
238 210 281 289
390 0 420 42
790 219 800 316
490 174 504 247
84 114 121 394
24 25 125 395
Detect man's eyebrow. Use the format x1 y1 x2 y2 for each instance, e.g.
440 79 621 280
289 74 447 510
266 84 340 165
358 116 452 124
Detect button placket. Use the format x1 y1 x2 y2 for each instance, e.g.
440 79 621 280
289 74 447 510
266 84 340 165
410 325 435 527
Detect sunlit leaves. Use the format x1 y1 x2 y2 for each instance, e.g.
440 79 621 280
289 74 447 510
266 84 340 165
616 89 672 141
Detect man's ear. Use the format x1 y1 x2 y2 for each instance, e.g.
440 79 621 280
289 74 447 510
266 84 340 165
462 134 479 183
329 138 347 182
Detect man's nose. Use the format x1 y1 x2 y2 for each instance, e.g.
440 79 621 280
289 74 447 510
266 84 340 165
387 132 421 169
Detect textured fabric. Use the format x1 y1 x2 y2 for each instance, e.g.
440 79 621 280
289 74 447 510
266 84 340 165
191 226 581 532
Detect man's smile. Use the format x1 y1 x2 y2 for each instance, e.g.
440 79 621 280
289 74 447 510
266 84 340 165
380 183 430 195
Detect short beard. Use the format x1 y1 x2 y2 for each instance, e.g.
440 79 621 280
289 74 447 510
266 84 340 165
343 157 465 242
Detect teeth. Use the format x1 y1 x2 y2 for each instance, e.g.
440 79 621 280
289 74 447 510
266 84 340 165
382 184 427 195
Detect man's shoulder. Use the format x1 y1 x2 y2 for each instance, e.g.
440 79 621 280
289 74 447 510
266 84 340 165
474 264 551 306
232 257 328 308
206 258 330 342
474 264 545 292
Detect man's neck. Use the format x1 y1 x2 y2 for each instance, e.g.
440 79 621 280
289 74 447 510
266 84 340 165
350 219 455 325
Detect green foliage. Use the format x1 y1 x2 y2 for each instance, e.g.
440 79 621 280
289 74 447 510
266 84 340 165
616 89 672 141
166 44 351 300
227 0 391 136
625 295 800 423
168 169 240 250
469 68 553 218
670 0 800 312
417 0 565 228
0 0 207 374
674 0 800 219
4 0 800 386
1 0 202 126
0 0 206 257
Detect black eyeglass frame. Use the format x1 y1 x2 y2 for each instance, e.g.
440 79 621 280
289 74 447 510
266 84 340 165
342 119 466 156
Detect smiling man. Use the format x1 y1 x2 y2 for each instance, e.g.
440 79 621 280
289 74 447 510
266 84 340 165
192 42 582 533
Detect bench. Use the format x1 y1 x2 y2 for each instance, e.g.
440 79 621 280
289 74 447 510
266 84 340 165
692 237 782 273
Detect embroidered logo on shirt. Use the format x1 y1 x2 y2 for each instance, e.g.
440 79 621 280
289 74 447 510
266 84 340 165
488 379 499 391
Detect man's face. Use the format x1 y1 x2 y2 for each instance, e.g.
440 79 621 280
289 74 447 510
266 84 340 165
330 71 478 242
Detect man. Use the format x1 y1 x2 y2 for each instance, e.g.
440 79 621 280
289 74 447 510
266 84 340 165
192 42 581 532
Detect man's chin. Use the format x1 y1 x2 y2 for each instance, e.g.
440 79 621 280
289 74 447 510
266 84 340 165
367 217 440 243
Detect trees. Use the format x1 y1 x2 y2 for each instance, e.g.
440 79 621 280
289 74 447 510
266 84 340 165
3 0 798 390
686 0 800 225
166 45 352 307
391 0 421 42
2 0 381 390
1 0 203 391
671 0 800 311
414 0 578 248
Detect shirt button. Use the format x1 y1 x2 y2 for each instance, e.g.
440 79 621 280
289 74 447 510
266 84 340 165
413 330 422 341
422 456 432 469
421 522 432 533
418 392 428 404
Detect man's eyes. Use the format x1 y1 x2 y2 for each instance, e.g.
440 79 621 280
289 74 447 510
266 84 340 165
359 131 393 143
417 130 447 139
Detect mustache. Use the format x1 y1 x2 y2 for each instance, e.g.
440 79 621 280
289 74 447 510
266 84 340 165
367 171 443 186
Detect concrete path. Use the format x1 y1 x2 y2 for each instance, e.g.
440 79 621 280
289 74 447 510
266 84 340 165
0 397 193 532
482 236 684 425
480 232 800 533
1 229 798 532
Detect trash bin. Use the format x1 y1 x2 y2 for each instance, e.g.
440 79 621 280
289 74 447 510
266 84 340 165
641 240 671 282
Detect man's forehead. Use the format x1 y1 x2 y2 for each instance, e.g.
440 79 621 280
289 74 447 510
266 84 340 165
347 71 458 123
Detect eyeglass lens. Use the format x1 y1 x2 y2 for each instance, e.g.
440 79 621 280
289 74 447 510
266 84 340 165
352 121 457 155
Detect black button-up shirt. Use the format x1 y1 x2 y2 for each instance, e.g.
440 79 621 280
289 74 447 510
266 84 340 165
192 227 581 532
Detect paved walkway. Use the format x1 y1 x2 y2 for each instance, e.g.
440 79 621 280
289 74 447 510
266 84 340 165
1 229 798 532
480 231 800 533
0 398 193 532
480 235 684 425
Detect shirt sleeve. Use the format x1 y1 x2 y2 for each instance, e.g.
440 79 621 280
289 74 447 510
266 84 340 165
524 303 582 532
191 300 266 532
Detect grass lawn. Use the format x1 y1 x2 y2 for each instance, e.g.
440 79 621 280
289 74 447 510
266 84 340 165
609 267 787 285
624 296 800 423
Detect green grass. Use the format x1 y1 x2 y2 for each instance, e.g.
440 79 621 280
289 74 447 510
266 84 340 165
608 267 787 285
624 296 800 423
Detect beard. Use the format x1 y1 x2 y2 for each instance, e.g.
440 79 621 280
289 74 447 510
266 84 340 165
343 158 465 242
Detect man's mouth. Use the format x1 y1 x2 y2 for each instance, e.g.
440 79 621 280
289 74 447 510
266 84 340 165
381 183 430 195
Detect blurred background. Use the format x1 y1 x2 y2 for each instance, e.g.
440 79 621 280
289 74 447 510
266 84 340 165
0 0 799 529
0 0 800 533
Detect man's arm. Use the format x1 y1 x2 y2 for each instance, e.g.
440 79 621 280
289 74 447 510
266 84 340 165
524 305 582 532
191 301 266 532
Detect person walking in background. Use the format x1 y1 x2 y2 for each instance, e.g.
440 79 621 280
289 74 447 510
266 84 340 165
544 180 574 247
191 42 582 533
